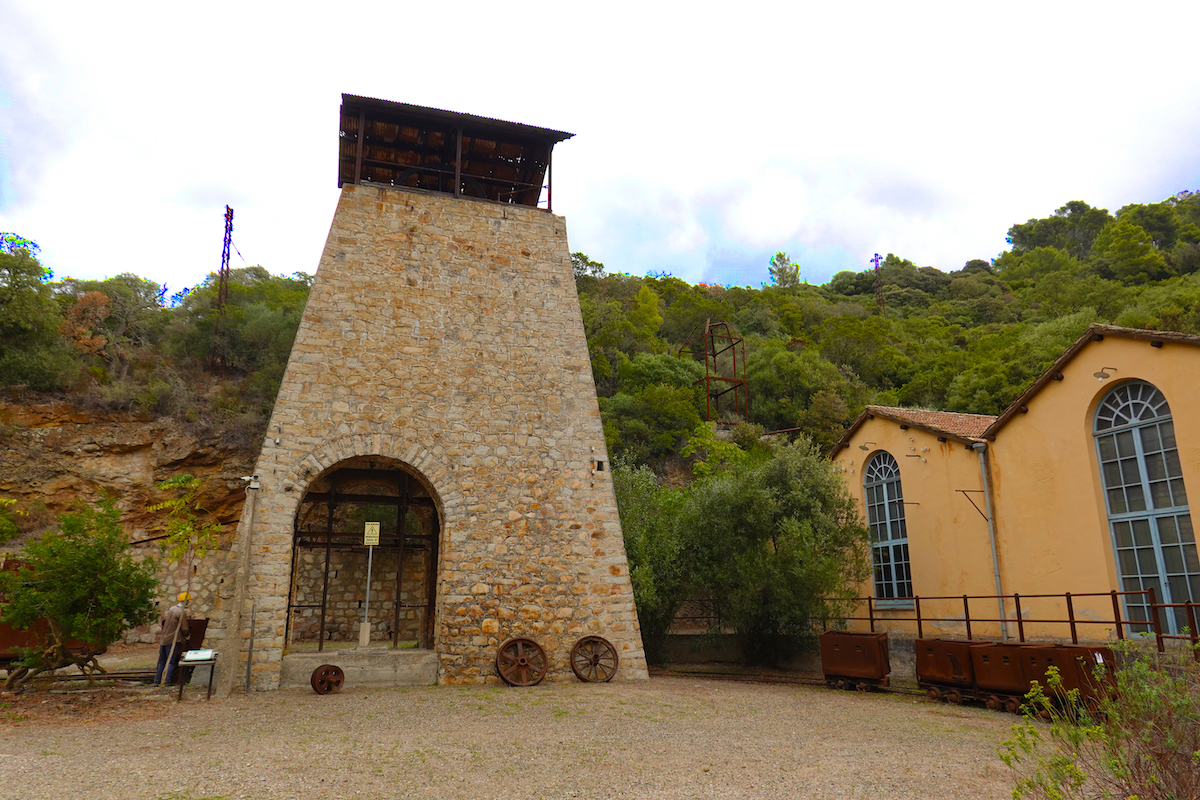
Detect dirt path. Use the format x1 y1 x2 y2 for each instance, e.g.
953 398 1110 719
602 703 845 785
0 677 1015 800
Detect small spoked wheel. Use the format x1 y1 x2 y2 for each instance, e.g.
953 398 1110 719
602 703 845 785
496 638 548 686
925 687 942 702
570 636 619 682
310 664 345 695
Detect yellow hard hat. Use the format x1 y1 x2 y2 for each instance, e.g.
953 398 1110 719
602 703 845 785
178 592 192 602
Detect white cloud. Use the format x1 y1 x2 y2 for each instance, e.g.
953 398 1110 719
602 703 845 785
3 1 1199 294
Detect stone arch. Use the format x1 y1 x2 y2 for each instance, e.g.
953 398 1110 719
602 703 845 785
279 431 466 525
278 433 464 653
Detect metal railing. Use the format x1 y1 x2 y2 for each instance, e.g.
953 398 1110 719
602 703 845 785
836 589 1198 659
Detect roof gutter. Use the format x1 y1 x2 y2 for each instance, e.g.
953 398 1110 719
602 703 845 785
970 442 1009 640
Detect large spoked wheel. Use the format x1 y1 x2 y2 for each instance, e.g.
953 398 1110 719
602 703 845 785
570 636 619 682
310 664 345 695
496 638 548 686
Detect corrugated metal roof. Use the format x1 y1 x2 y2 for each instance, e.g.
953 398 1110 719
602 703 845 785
341 95 573 143
337 95 572 207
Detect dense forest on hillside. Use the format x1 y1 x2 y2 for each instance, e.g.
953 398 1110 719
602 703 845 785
2 190 1199 470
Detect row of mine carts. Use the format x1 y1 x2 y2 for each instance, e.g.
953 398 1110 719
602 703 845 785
820 630 1113 713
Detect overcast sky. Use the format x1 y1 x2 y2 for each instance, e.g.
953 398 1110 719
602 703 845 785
3 2 1199 296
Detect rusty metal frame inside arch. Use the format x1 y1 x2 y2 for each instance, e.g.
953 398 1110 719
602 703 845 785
285 466 440 652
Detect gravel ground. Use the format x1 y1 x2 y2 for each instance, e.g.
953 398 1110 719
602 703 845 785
0 668 1017 800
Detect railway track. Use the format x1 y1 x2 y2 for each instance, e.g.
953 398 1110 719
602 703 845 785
649 665 926 697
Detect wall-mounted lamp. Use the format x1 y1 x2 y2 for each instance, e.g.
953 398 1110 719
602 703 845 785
858 442 876 452
1093 367 1116 381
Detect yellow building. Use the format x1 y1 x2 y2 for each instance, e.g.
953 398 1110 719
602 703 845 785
830 324 1199 643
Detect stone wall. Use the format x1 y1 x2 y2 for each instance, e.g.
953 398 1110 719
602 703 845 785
0 398 252 645
289 546 429 644
214 183 648 689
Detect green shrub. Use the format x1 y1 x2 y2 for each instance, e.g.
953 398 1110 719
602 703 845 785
0 496 158 689
1000 641 1200 800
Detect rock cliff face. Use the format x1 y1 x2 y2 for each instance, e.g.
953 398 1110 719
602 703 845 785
0 397 254 642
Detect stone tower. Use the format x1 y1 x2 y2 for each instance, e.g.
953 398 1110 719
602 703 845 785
213 96 646 691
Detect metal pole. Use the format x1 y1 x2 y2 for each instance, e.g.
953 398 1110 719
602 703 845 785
971 443 1008 639
914 596 923 639
1066 592 1078 644
1014 594 1025 642
245 599 255 692
1147 587 1165 653
1186 602 1198 662
216 476 258 697
1111 590 1125 640
363 544 374 637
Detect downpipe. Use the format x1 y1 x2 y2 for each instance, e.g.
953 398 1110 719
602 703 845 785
971 442 1009 640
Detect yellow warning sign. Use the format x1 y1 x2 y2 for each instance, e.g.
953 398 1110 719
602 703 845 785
364 521 380 546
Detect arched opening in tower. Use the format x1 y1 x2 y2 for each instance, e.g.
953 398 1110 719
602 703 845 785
285 456 440 651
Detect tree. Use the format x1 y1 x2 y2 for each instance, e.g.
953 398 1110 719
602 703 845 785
612 459 688 664
994 246 1084 283
570 251 605 281
600 383 704 464
1117 201 1182 251
745 344 867 440
1089 219 1173 283
1006 201 1114 260
0 497 157 690
56 274 169 381
768 252 801 288
0 233 41 257
148 473 222 601
616 352 704 395
0 249 80 390
679 438 870 665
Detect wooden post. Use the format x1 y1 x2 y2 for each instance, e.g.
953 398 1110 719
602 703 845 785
353 111 366 184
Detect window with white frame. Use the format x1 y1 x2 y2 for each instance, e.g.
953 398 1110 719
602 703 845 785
864 451 913 600
1094 380 1197 634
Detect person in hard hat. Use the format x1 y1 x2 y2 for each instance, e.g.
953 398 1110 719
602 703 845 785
155 592 192 685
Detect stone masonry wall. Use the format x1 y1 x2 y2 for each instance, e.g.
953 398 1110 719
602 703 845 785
213 183 648 688
290 547 429 644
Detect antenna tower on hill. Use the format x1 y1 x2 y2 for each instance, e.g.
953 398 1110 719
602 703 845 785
871 252 885 313
209 205 233 372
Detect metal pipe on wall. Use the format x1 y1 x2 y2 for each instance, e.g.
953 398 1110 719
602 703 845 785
971 442 1009 640
217 477 259 696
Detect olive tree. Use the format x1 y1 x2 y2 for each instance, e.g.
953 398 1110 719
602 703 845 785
615 435 870 666
0 497 157 690
679 437 869 664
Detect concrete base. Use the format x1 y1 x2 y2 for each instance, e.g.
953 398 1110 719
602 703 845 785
279 648 438 689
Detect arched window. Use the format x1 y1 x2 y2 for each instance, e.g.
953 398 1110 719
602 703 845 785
864 452 912 600
1095 380 1197 634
